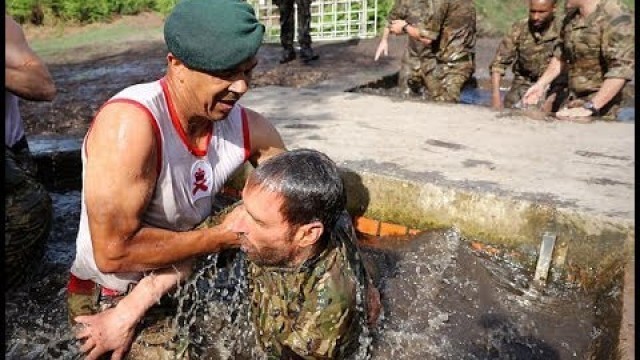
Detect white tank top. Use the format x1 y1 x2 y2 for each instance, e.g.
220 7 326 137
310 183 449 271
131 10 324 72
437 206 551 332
71 78 251 291
5 91 25 147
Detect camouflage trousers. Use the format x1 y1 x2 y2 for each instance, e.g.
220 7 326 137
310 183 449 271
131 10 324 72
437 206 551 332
504 76 569 113
421 58 475 103
67 280 189 360
398 45 434 95
5 143 52 289
274 0 313 50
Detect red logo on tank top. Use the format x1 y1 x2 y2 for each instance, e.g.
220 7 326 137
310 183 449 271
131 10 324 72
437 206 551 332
190 159 213 202
192 167 209 195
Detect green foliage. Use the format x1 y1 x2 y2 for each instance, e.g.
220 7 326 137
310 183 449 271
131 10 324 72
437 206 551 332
152 0 179 15
376 0 395 28
6 0 39 24
7 0 175 24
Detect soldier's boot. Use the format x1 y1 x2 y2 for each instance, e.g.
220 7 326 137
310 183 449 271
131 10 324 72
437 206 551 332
300 47 319 63
279 47 296 64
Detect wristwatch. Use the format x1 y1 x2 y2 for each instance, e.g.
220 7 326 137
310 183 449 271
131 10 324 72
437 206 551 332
402 22 411 34
582 101 599 116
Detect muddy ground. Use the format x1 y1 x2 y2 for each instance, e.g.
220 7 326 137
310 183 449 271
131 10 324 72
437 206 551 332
21 18 508 137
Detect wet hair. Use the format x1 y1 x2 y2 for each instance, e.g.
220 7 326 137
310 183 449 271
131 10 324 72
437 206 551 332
246 149 347 231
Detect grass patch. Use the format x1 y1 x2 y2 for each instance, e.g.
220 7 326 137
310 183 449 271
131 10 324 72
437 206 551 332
30 21 163 57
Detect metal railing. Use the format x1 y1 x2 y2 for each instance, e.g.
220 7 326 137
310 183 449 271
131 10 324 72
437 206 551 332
248 0 378 43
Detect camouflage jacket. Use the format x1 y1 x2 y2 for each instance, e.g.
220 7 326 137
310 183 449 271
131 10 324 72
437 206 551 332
387 0 435 56
415 0 476 64
555 0 635 95
490 17 562 83
248 215 369 359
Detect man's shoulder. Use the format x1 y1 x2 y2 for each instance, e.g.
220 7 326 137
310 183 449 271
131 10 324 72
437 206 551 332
309 247 359 310
599 0 634 26
509 18 530 36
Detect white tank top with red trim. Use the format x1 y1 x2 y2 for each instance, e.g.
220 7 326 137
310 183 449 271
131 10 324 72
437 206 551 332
71 79 250 292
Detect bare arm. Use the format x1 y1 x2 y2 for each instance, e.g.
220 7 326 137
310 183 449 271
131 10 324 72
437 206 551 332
85 103 239 274
74 261 193 360
244 107 287 167
589 78 627 111
490 71 503 110
374 27 391 61
5 15 56 101
522 57 563 106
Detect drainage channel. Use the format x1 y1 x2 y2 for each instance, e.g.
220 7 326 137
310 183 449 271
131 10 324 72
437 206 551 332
3 136 632 359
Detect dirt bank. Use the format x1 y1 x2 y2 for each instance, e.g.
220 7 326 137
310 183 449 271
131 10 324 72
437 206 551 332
20 13 505 137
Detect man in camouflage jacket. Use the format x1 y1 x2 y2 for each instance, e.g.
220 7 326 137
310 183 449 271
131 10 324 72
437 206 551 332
237 149 377 359
71 149 380 360
374 0 436 95
388 0 477 102
490 0 568 111
523 0 634 120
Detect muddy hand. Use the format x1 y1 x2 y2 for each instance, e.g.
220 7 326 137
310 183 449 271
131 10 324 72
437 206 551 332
389 20 407 35
522 83 544 106
555 107 594 123
74 308 136 360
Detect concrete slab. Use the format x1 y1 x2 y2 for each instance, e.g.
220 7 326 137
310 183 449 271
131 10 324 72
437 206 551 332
240 86 634 224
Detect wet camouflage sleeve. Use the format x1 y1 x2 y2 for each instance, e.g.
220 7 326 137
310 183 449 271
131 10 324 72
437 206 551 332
387 0 410 21
414 0 476 62
601 8 634 80
555 0 634 94
489 20 523 75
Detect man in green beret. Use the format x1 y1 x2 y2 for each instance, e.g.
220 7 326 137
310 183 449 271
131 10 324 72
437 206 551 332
66 0 286 358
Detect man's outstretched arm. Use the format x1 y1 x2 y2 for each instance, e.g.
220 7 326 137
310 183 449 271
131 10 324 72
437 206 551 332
5 15 56 101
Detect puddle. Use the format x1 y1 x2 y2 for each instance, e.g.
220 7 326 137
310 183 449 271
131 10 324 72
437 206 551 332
350 72 635 122
5 191 623 359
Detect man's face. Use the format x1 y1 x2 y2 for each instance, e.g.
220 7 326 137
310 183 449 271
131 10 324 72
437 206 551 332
179 56 258 121
529 0 555 30
232 184 300 267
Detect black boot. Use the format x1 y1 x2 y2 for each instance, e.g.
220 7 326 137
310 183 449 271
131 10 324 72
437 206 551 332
300 47 319 63
279 48 296 64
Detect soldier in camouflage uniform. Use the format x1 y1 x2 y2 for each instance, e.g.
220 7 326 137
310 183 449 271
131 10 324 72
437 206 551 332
374 0 435 94
389 0 476 102
5 15 56 290
523 0 634 120
490 0 568 111
274 0 320 64
72 149 380 359
236 149 376 359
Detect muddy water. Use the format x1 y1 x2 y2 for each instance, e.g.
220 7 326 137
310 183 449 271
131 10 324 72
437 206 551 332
4 192 622 359
351 73 635 122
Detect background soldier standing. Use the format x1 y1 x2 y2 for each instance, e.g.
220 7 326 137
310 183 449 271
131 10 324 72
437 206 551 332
275 0 320 64
374 0 435 95
523 0 635 120
388 0 477 103
490 0 568 112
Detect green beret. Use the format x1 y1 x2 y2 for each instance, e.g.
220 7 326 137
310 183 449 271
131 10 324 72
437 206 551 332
164 0 264 73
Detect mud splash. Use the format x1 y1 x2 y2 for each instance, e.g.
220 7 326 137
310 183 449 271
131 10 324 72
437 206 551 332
4 192 623 359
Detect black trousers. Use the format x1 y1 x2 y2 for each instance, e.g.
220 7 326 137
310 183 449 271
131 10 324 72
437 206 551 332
275 0 313 50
